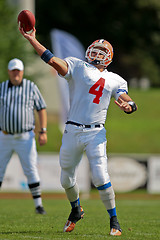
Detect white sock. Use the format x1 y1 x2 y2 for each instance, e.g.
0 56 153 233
98 186 115 210
65 183 79 202
34 197 42 208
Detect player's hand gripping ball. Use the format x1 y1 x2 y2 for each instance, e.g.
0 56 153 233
18 10 35 33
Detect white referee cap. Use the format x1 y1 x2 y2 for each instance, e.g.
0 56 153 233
8 58 24 71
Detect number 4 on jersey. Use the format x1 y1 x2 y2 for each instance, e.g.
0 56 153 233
89 78 105 104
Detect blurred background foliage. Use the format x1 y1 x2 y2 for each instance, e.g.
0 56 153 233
35 0 160 87
0 0 34 82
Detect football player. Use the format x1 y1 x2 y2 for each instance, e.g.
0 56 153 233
19 27 137 236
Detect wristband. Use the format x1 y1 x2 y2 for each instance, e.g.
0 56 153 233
124 101 137 114
41 128 47 131
41 49 54 63
39 131 47 134
39 127 47 134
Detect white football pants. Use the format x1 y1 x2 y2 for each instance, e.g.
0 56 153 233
60 124 110 189
0 130 40 184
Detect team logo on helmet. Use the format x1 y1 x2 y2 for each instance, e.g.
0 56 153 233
85 39 113 67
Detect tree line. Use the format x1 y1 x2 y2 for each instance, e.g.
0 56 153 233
35 0 160 87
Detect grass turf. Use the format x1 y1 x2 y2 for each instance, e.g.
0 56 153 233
0 195 160 240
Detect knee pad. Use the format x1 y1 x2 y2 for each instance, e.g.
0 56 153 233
60 170 76 189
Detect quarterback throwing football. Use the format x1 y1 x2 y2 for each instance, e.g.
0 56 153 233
19 27 137 236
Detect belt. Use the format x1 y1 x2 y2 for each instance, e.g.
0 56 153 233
0 129 33 135
66 121 104 128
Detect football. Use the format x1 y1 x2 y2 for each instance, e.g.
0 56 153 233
18 10 35 33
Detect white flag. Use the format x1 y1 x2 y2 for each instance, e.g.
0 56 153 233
50 29 85 131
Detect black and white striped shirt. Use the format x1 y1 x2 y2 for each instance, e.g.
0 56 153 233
0 79 46 134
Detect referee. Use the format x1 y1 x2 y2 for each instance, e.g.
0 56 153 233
0 58 47 214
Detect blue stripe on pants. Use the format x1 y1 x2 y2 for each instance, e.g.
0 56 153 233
97 182 112 190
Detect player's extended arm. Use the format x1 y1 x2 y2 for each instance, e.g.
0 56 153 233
115 93 137 114
19 27 68 76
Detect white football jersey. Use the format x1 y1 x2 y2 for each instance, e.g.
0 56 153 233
63 57 128 124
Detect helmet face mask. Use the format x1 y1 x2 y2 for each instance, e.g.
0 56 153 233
85 39 113 68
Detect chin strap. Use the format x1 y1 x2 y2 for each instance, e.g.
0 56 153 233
91 59 101 65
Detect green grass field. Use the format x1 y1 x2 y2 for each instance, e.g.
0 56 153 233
36 88 160 154
0 193 160 240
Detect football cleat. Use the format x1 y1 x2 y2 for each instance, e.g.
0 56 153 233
35 206 46 215
110 228 122 236
63 206 84 232
63 220 76 232
109 216 122 236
